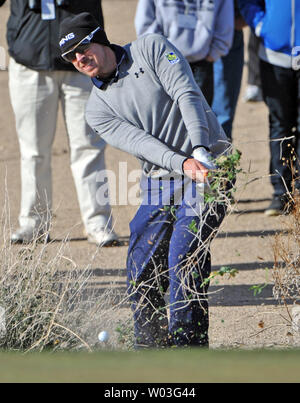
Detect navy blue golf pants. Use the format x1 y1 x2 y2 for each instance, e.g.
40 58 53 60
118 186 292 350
126 177 226 348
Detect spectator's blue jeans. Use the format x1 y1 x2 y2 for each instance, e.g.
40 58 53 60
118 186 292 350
127 176 226 348
260 59 300 196
212 30 244 140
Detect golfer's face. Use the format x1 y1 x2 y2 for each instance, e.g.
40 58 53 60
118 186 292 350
72 43 109 78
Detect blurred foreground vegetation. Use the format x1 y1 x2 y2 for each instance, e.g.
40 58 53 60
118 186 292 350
1 348 300 383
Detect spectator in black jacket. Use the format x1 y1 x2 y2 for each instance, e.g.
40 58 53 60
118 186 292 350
1 0 118 245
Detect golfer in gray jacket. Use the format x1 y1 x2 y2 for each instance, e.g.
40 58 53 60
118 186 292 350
59 12 231 348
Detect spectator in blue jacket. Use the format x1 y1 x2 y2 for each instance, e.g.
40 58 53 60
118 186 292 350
239 0 300 216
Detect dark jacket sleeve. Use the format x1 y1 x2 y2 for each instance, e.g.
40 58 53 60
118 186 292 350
238 0 265 30
6 0 104 71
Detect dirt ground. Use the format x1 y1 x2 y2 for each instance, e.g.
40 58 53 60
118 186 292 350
0 0 297 349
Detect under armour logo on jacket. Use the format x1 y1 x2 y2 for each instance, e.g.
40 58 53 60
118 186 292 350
134 68 145 78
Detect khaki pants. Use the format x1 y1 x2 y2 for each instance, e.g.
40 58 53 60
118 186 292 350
9 58 112 233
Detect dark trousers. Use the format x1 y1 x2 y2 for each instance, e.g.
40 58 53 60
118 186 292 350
247 31 261 87
260 59 300 196
190 59 214 106
126 177 226 348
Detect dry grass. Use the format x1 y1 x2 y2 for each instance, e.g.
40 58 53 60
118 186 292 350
0 187 133 352
272 192 300 330
271 150 300 321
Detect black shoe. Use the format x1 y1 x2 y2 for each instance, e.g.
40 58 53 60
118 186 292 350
264 195 290 216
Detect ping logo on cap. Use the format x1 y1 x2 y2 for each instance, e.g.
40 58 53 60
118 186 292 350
59 33 75 47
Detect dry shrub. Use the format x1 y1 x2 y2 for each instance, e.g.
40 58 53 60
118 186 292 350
0 190 132 352
0 238 133 352
272 191 300 324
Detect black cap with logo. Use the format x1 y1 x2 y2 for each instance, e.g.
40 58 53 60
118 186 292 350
59 12 110 59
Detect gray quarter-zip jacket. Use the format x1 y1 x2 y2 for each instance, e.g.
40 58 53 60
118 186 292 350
86 34 229 178
135 0 234 62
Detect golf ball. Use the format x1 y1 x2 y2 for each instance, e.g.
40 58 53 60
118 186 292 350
98 330 109 343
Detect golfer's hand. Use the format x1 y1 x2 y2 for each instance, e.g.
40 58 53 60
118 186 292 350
183 158 208 183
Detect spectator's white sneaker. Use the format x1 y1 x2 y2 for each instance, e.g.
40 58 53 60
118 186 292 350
85 228 119 246
243 85 263 102
10 226 50 244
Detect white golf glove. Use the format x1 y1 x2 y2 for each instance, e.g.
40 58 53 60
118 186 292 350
192 147 216 200
192 146 216 171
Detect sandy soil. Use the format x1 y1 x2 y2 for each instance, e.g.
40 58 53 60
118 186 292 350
0 0 297 349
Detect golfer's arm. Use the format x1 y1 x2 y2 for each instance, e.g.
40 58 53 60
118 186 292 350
87 112 186 174
145 34 211 150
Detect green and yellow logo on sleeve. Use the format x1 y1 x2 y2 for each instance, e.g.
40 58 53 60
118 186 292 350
165 52 180 65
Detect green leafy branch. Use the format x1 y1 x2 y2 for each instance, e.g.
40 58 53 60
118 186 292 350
204 149 242 203
249 268 270 296
201 266 239 287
